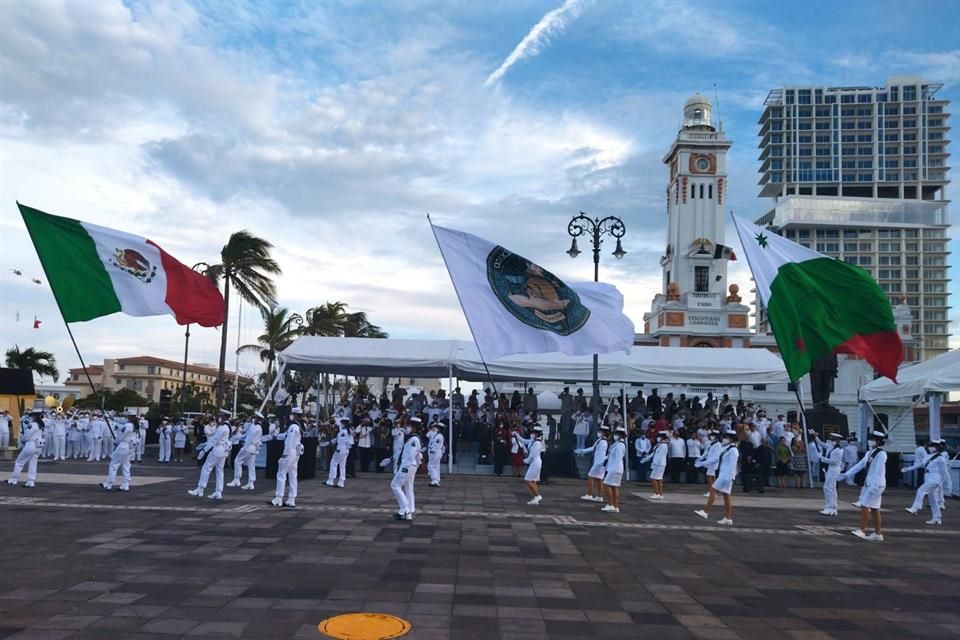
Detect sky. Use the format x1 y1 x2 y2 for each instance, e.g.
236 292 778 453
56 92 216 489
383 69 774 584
1 0 958 384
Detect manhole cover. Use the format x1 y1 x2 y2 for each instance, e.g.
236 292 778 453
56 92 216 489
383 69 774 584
317 613 412 640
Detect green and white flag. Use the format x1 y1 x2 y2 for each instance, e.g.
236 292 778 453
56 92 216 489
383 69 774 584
732 214 902 382
431 223 635 360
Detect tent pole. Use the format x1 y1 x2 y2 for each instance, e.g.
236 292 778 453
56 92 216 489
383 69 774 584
448 364 454 475
622 382 629 482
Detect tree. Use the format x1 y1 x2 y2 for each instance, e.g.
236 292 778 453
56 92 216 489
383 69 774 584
342 311 388 338
75 388 149 413
4 345 59 382
206 231 281 412
237 306 300 402
301 301 348 337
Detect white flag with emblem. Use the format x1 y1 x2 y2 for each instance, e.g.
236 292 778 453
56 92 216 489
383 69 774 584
430 223 635 360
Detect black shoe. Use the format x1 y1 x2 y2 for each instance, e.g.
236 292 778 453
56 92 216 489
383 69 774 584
393 513 405 521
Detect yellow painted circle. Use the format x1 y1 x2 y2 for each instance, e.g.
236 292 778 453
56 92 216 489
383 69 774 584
317 613 412 640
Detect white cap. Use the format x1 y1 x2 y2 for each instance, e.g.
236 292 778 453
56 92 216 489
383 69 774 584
218 408 232 416
291 407 303 415
254 411 264 419
828 432 843 439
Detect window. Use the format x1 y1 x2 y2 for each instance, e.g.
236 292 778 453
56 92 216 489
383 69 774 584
857 94 871 103
841 159 856 169
906 269 919 279
905 255 918 265
884 133 898 142
885 145 899 154
816 229 839 238
885 107 899 116
858 256 872 266
857 134 872 142
878 269 901 279
147 366 156 375
118 364 126 370
903 145 916 154
798 230 810 239
903 105 917 115
902 119 916 128
843 229 858 238
694 266 709 292
903 132 917 141
841 134 856 143
699 184 704 199
708 184 713 199
858 160 873 169
903 159 917 168
691 184 695 199
815 122 830 130
798 108 812 117
799 134 812 143
816 242 839 252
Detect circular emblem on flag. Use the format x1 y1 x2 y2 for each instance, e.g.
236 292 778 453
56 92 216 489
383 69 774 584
486 246 590 335
110 248 157 283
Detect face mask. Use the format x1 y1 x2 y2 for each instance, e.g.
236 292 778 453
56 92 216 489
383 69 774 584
867 440 877 449
405 427 412 435
708 436 717 442
927 446 937 454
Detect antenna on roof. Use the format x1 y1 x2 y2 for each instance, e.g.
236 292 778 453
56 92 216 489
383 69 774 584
713 82 723 131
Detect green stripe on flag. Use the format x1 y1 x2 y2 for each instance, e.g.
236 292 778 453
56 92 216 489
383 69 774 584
767 257 896 381
19 203 122 322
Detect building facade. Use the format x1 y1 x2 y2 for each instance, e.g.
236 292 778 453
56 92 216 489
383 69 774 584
755 76 951 360
65 356 251 404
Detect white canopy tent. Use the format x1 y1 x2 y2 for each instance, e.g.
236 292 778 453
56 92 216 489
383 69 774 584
276 337 790 386
859 349 960 442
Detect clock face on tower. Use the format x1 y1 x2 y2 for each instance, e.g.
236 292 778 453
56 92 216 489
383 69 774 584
689 153 716 174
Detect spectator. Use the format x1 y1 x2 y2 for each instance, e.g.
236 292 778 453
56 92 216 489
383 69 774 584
790 438 808 488
775 437 791 489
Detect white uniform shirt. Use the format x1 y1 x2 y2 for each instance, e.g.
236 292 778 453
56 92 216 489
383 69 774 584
283 423 303 458
335 427 352 453
643 442 668 467
242 423 263 452
668 435 685 458
399 435 422 469
606 439 627 475
355 424 373 448
686 437 702 458
844 448 888 489
427 430 445 456
635 436 651 458
583 438 609 468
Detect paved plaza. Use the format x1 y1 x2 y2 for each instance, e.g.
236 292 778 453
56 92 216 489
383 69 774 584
0 458 957 640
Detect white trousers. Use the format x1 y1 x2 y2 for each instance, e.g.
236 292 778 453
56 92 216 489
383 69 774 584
106 446 132 488
427 454 441 485
822 469 840 511
53 434 66 460
911 479 944 520
0 430 9 448
87 437 102 461
197 449 228 493
158 438 171 462
328 450 348 485
275 454 300 500
233 448 257 484
11 443 40 482
391 467 416 515
101 437 113 459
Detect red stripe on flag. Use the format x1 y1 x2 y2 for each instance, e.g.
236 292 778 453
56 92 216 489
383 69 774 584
834 330 903 382
146 240 225 327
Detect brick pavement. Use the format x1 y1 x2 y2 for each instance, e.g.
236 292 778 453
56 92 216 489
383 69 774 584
0 457 957 640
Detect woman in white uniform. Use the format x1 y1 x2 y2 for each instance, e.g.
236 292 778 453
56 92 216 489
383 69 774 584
694 430 721 498
576 425 609 503
524 426 545 505
601 427 628 513
903 438 951 525
694 429 740 525
839 430 888 542
640 431 669 500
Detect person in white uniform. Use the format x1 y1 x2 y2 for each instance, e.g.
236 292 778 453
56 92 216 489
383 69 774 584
809 431 845 516
272 408 304 508
173 419 189 462
101 412 138 491
50 413 67 461
325 420 353 488
0 409 10 448
392 420 423 521
839 430 888 542
188 412 231 500
641 431 669 500
84 413 101 462
523 425 545 505
576 425 609 503
157 418 172 463
903 439 951 525
601 427 628 513
695 430 722 497
7 410 45 487
227 411 264 490
391 420 406 472
135 416 148 462
426 422 445 487
694 429 740 525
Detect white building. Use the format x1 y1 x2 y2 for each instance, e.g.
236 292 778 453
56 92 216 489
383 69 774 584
756 76 951 360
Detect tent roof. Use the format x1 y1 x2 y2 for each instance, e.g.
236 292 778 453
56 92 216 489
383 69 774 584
859 349 960 402
277 337 789 386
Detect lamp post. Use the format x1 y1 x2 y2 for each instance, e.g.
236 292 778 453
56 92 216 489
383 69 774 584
566 212 626 437
180 262 211 415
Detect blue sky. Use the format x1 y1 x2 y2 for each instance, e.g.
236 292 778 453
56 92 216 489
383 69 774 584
1 0 958 382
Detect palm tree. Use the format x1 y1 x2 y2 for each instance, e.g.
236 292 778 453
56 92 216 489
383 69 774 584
237 306 300 401
301 301 348 337
342 311 388 338
207 231 281 411
4 345 59 381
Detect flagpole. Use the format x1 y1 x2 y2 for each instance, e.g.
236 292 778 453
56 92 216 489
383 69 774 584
794 387 816 489
17 202 115 439
427 215 502 401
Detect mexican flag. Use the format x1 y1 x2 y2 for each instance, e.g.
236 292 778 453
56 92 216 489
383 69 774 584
732 214 902 382
19 203 225 327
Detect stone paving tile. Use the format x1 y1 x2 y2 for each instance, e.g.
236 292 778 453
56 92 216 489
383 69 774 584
0 460 958 639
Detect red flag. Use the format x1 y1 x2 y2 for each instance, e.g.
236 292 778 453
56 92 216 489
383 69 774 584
33 316 41 329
